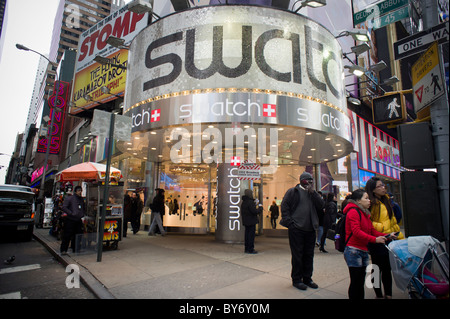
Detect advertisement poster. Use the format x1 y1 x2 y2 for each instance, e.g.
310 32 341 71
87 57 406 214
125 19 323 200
71 5 148 113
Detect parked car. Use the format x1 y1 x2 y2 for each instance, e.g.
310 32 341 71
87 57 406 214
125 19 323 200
0 184 36 241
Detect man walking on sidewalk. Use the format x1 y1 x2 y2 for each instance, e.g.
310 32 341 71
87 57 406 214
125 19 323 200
60 186 86 254
281 172 324 290
148 188 166 236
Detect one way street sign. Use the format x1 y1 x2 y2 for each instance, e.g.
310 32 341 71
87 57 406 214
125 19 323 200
394 21 448 60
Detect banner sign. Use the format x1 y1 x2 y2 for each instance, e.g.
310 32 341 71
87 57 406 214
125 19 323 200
129 92 352 142
37 81 70 154
356 115 403 180
71 4 148 112
237 160 261 180
125 5 348 117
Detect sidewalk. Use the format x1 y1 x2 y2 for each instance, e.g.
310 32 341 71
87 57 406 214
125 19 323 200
33 227 409 300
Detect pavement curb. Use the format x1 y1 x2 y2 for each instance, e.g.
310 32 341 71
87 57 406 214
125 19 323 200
33 230 115 299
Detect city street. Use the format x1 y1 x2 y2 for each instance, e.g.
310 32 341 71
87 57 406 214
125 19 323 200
0 236 96 299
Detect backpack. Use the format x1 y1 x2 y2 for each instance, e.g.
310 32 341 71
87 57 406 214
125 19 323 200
334 208 361 252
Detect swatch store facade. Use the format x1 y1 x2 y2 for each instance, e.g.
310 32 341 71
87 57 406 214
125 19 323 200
120 5 353 242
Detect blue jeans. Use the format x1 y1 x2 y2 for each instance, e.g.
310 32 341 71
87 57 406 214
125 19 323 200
344 246 370 268
148 212 166 235
344 246 370 299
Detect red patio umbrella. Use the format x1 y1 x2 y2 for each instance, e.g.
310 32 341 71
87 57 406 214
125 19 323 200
55 162 122 182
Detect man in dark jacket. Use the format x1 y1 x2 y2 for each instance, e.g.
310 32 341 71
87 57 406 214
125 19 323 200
281 172 324 290
60 186 86 254
148 188 166 236
131 192 144 234
241 189 263 254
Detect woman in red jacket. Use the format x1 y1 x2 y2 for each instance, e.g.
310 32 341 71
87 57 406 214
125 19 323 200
343 189 397 299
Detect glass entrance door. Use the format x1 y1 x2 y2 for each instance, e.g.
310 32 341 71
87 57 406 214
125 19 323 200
159 163 215 233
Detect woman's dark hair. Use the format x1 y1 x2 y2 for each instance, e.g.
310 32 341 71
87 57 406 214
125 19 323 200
326 193 335 202
349 188 366 201
365 177 393 219
365 177 380 205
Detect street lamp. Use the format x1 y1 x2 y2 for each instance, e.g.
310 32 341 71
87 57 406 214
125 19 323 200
344 64 365 77
369 60 388 73
93 55 127 70
106 36 130 50
343 43 371 56
15 44 58 67
16 44 60 200
335 29 371 42
128 0 154 14
293 0 327 13
381 76 400 86
16 44 61 226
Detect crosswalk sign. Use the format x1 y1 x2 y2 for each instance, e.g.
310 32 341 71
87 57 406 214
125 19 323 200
372 92 406 125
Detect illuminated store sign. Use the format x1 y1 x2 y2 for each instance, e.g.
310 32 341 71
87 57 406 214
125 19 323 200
125 5 349 127
130 92 349 139
371 136 401 168
124 5 353 243
31 164 48 183
355 114 403 180
37 81 70 154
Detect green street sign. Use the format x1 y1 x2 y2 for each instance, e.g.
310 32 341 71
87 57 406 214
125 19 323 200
371 5 409 30
353 0 409 26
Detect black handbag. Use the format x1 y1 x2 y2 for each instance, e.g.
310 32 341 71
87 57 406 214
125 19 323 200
326 228 336 240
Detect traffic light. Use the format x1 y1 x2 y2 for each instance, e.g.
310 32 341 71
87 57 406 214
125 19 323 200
372 92 406 125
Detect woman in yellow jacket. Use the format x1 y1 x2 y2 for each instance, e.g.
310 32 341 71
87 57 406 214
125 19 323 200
366 177 404 299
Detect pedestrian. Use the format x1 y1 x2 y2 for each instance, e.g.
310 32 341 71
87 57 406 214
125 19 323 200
315 191 324 247
60 186 86 255
123 192 132 237
280 171 325 290
241 189 263 254
173 198 179 215
342 189 396 300
320 193 338 253
269 200 279 229
366 177 404 299
388 192 402 224
148 188 167 236
167 198 174 215
131 191 143 234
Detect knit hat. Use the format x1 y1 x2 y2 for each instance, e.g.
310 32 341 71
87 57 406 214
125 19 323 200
300 172 313 181
244 189 253 199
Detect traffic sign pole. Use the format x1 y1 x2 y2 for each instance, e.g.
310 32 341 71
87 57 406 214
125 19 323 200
422 1 449 250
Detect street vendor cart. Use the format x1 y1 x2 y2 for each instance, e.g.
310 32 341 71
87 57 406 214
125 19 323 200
55 162 124 250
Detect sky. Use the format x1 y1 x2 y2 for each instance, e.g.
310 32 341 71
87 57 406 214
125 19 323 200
0 0 61 183
0 0 137 184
